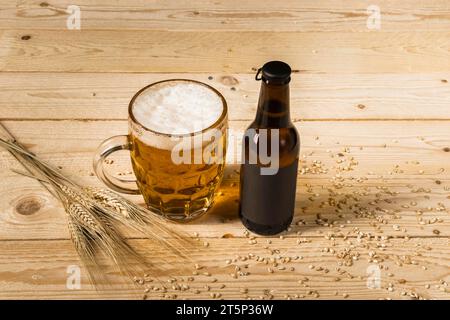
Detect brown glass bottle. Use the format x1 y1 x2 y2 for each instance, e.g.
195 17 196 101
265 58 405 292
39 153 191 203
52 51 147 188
239 61 300 235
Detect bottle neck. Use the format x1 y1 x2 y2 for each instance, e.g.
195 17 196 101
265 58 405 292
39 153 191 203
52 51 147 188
254 80 291 128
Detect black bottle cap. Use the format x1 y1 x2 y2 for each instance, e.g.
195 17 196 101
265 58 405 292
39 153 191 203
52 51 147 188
256 61 291 84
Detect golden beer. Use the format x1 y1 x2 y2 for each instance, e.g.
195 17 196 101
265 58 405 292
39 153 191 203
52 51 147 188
94 80 228 221
129 127 226 220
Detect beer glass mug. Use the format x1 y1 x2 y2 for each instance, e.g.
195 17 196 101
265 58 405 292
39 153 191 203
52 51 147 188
93 80 228 222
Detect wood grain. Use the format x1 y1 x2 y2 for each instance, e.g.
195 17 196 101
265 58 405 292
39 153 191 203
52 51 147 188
1 120 449 240
1 72 450 121
1 30 450 73
1 0 450 300
0 238 448 299
2 0 450 31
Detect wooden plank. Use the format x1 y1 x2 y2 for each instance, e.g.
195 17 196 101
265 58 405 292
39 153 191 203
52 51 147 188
0 238 448 299
1 172 449 239
1 72 450 121
2 0 450 31
1 120 449 240
1 30 449 73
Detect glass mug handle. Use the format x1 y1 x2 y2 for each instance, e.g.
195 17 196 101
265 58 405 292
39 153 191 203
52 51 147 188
93 135 140 194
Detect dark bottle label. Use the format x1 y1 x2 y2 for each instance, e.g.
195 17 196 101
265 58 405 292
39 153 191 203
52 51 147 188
240 160 298 230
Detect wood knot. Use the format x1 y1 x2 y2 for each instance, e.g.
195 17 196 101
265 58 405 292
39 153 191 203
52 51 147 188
21 35 31 41
441 79 448 83
219 75 239 86
40 2 49 7
443 147 450 152
15 196 43 215
356 104 366 109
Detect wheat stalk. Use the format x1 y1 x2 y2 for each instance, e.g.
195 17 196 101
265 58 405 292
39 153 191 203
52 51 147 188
66 214 105 285
68 202 104 233
0 135 197 287
84 187 195 256
86 187 129 218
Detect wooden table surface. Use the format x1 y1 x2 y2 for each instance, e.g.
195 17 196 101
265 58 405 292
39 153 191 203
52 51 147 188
0 0 449 300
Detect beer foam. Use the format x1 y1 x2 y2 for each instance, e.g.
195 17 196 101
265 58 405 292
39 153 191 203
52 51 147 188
132 81 224 136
